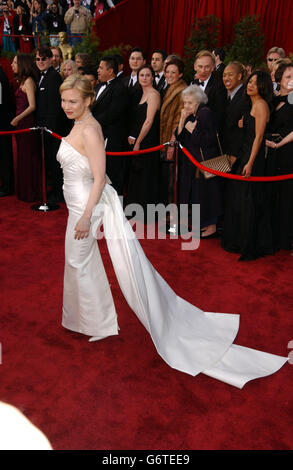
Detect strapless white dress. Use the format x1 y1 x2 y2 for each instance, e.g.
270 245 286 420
57 139 288 388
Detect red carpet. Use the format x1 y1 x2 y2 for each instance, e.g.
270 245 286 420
0 195 292 450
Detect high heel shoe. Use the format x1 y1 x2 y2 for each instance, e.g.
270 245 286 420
200 231 218 239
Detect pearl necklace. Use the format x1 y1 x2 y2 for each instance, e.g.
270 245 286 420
74 112 92 125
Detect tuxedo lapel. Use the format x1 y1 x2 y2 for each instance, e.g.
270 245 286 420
204 74 215 96
94 81 112 105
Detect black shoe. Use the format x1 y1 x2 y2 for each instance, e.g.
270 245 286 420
200 231 218 239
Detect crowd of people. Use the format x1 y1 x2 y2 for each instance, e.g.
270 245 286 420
0 0 122 51
0 40 293 261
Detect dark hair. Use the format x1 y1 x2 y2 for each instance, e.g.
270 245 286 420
100 55 118 75
35 46 52 59
14 53 39 83
213 48 226 62
225 61 247 81
113 54 123 66
274 61 293 84
137 64 155 80
130 47 146 60
152 49 167 61
164 57 184 75
34 0 46 12
50 46 63 60
75 52 93 67
79 66 98 79
246 70 273 108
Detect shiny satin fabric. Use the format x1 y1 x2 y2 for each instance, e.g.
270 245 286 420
57 139 288 388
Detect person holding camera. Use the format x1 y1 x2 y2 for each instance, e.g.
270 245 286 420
0 2 16 52
45 2 66 46
64 0 92 47
29 0 47 47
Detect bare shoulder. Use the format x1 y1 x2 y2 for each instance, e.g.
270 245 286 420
23 76 36 90
147 88 161 106
252 98 269 120
82 119 104 142
254 98 269 113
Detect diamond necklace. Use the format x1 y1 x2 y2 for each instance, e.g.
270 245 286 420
74 112 92 125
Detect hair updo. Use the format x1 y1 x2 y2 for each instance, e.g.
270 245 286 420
59 74 96 106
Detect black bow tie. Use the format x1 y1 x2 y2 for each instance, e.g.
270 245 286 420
155 74 160 78
199 81 205 86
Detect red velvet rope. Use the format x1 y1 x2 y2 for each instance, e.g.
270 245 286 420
2 127 293 181
0 128 34 135
49 130 165 154
180 145 293 182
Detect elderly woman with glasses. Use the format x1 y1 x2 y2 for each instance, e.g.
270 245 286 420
175 84 223 237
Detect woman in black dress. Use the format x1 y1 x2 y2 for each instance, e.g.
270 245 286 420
176 84 222 237
266 62 293 251
126 65 161 217
222 71 274 260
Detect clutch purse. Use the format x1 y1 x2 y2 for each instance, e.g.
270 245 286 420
199 134 232 179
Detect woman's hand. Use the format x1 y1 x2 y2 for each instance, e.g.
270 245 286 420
185 120 197 134
128 136 136 146
238 117 244 128
266 139 279 149
133 141 140 151
74 216 91 240
242 161 253 178
166 146 174 161
10 116 20 127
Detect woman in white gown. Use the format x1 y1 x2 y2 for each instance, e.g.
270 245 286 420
57 74 287 389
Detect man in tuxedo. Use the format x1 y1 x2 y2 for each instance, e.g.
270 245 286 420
151 49 167 97
92 56 129 194
212 48 226 80
0 63 14 197
221 62 249 161
50 46 63 73
192 50 227 137
113 54 125 80
122 47 146 105
35 46 70 202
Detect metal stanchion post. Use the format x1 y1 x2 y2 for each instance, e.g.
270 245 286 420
168 141 179 235
167 141 190 236
31 127 59 212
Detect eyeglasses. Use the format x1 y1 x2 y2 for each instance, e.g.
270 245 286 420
35 57 48 62
267 58 278 62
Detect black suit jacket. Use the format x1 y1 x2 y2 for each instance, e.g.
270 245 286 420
193 74 227 134
122 74 142 106
222 85 249 157
214 62 226 81
0 65 15 130
92 77 129 151
36 66 69 133
154 74 167 97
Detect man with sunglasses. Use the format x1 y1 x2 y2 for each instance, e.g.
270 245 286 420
266 46 286 72
35 46 70 203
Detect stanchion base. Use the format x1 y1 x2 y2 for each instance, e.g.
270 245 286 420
31 202 60 212
159 223 192 236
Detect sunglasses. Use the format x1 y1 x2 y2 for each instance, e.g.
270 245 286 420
267 58 278 62
35 57 49 62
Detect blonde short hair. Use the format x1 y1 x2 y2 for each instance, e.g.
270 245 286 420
60 74 96 106
267 47 286 59
194 50 216 66
60 59 78 79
